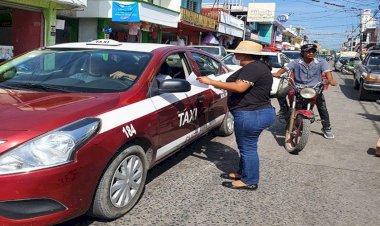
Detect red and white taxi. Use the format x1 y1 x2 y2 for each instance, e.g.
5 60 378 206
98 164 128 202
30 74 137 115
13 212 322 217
0 40 234 224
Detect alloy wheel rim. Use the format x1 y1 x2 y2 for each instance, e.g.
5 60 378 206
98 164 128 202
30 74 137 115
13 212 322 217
110 155 143 208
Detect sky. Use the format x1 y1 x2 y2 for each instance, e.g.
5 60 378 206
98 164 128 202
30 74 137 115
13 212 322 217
203 0 380 50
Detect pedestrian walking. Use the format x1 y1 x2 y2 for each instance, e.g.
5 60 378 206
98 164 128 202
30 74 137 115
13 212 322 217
197 40 276 190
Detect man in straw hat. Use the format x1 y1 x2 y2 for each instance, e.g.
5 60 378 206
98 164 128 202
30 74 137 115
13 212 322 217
197 41 275 190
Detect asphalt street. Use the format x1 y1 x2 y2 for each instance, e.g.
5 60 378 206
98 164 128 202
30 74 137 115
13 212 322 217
61 70 380 226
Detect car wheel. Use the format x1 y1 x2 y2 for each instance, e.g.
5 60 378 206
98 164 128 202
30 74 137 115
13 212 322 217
213 111 234 136
89 145 147 220
353 77 360 90
359 81 369 101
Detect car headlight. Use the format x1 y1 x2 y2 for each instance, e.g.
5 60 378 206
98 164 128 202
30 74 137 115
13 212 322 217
300 88 317 99
365 73 380 82
0 118 100 175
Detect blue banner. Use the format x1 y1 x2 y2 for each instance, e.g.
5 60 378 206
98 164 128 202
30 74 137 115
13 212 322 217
112 2 140 22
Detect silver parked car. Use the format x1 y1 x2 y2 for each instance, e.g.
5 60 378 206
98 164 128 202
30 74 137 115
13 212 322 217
353 50 380 100
189 45 227 60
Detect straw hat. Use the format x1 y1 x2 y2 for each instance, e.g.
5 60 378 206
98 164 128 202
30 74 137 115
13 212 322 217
227 41 264 55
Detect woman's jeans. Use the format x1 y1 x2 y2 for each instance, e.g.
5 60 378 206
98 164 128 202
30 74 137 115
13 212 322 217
232 107 276 185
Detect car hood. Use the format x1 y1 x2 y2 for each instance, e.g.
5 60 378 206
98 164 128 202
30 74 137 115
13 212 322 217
0 89 120 132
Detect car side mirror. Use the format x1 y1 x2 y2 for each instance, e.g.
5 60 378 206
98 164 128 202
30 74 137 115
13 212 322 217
158 79 191 94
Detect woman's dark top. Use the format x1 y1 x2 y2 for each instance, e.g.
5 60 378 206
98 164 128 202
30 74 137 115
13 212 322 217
226 61 273 111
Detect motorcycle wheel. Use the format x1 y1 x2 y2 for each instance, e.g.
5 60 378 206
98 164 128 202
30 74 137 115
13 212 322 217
284 115 311 154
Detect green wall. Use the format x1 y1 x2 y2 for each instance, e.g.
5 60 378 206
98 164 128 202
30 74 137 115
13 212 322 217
4 0 73 46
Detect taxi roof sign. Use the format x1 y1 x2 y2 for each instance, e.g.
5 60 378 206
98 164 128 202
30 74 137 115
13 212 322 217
86 39 122 46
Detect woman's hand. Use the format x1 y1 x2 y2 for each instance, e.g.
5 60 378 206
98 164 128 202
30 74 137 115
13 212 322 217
197 76 213 85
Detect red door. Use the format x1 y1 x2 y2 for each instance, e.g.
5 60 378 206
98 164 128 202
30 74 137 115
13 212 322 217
11 8 43 56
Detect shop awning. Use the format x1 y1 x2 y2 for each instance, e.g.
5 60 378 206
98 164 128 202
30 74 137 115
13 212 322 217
179 21 216 33
75 1 179 28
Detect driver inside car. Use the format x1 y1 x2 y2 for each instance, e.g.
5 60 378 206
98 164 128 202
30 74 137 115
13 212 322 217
70 54 136 82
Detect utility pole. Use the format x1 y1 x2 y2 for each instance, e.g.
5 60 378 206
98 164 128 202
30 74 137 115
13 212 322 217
359 21 362 55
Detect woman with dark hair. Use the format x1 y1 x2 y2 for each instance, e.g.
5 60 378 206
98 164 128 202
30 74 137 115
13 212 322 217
197 41 276 190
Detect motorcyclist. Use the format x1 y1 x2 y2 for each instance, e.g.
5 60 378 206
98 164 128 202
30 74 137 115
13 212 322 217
273 43 337 139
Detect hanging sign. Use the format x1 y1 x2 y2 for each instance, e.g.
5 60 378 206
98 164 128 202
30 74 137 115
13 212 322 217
112 2 140 22
276 14 288 23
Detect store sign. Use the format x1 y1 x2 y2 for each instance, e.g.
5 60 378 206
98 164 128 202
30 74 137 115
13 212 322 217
247 3 276 22
201 8 228 21
112 2 140 22
181 8 216 30
218 23 244 38
361 9 371 32
219 12 244 30
276 14 288 23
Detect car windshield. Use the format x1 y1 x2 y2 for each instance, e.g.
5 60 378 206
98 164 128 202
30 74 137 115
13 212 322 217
366 52 380 70
193 46 220 55
283 51 300 59
0 49 151 93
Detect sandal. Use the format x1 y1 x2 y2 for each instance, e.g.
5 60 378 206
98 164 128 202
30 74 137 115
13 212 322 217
222 181 258 190
220 172 242 180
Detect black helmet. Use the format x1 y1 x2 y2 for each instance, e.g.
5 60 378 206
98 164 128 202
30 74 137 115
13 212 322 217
301 44 317 56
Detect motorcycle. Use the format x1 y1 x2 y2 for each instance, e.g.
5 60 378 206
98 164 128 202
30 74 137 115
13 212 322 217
281 74 328 154
342 58 355 75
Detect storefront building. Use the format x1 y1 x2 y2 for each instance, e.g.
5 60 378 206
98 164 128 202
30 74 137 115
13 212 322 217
201 5 245 48
282 28 297 50
0 0 86 58
266 20 284 52
215 11 244 48
246 2 276 47
70 0 180 44
162 0 217 46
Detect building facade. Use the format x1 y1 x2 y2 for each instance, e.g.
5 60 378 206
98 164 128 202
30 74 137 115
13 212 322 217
0 0 86 57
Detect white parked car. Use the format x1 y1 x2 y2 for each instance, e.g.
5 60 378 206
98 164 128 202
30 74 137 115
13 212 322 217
221 52 290 96
189 45 227 60
282 50 301 61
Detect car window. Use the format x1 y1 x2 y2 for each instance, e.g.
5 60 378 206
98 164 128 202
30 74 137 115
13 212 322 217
164 53 190 80
222 54 234 65
191 52 220 76
366 52 380 69
0 49 151 93
283 51 300 60
267 55 278 64
221 47 227 57
193 46 220 55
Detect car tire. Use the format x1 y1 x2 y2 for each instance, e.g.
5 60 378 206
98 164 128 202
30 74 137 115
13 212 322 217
213 111 234 136
89 145 148 220
359 81 369 101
